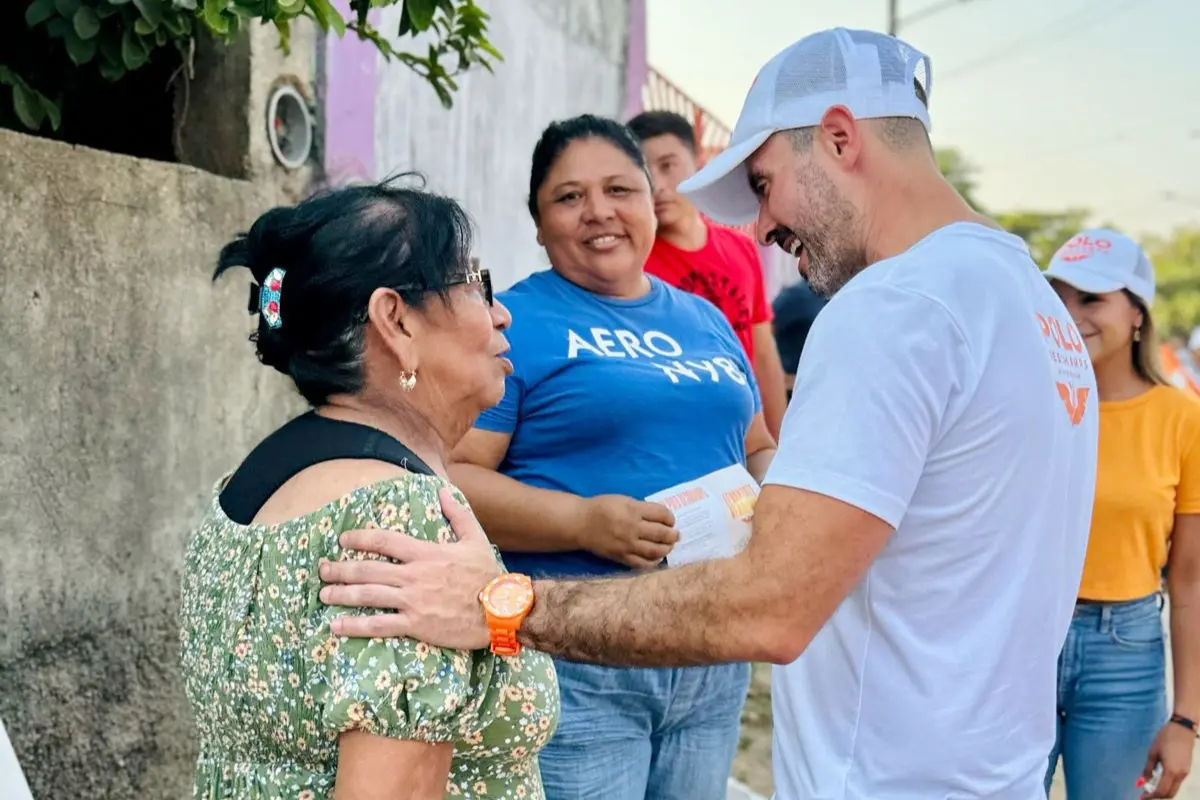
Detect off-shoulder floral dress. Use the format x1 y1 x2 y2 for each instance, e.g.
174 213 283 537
179 473 560 799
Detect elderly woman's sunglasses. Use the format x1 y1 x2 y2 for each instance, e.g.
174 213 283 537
393 260 493 306
455 260 493 306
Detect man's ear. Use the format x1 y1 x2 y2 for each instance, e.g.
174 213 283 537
818 106 862 168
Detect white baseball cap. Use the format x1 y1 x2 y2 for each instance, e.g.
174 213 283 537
677 28 933 226
1044 228 1155 306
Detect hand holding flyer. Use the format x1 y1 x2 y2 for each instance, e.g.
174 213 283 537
645 464 760 567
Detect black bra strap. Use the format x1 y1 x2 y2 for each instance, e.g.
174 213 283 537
219 411 435 525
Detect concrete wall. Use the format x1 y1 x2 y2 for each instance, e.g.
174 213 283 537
0 127 306 798
0 20 316 796
0 128 306 800
373 0 631 290
0 4 633 795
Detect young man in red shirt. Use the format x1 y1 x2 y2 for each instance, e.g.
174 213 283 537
628 110 788 437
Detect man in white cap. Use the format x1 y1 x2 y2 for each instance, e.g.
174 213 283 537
319 28 1099 798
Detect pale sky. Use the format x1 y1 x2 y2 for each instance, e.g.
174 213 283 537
647 0 1200 238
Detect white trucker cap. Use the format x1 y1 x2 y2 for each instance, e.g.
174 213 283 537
678 28 933 225
1044 228 1155 306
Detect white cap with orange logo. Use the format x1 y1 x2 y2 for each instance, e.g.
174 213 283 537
1043 228 1155 305
677 28 933 226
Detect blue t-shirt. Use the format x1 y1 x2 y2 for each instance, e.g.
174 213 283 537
476 269 761 578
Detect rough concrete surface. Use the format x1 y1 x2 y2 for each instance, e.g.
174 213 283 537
0 129 303 798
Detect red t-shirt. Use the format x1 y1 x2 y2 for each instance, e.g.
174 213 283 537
644 221 773 359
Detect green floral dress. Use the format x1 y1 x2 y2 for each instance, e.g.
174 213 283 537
179 473 560 799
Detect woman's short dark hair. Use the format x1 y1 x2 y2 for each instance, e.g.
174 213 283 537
527 114 648 222
214 173 474 406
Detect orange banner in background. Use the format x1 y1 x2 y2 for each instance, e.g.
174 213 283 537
1161 345 1200 395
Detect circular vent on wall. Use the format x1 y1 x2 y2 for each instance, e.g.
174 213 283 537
266 84 313 170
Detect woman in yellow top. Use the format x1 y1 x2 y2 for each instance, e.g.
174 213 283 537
1044 229 1200 800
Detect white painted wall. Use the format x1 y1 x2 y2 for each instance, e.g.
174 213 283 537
374 0 630 290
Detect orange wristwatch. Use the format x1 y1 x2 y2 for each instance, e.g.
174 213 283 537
478 573 534 657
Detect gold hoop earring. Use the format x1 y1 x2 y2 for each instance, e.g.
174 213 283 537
399 371 417 392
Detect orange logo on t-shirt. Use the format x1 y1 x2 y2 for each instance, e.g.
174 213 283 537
1036 311 1092 426
1056 382 1091 425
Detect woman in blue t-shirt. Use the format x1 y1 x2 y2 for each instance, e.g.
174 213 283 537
448 115 777 800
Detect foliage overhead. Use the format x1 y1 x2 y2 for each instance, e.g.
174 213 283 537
3 0 501 132
936 146 1200 335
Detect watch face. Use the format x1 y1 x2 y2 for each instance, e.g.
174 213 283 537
484 576 533 617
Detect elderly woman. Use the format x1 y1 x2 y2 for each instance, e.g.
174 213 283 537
178 178 560 799
445 116 776 799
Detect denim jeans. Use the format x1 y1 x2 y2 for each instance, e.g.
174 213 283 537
1045 594 1168 800
538 659 751 800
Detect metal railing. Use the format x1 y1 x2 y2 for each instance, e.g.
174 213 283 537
641 66 757 239
641 67 734 167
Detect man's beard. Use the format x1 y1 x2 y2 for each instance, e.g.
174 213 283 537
792 161 867 299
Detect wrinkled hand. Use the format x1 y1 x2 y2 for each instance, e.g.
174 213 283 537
1143 722 1195 797
318 488 501 650
578 494 679 570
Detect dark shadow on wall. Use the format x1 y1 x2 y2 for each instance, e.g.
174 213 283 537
0 3 181 165
0 609 195 799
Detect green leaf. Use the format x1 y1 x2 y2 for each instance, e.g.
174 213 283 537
134 17 155 34
108 0 132 4
173 0 197 8
65 27 99 63
45 16 69 37
98 28 122 62
404 0 436 31
73 6 101 38
478 38 501 61
307 0 345 35
432 80 452 109
132 0 163 27
274 16 291 53
11 83 47 129
99 59 126 80
25 0 56 27
54 0 81 18
154 26 168 45
96 4 121 18
40 93 62 130
163 13 188 35
201 0 229 33
120 26 149 68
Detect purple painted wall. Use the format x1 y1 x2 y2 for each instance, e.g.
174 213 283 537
623 0 647 121
321 1 646 178
321 0 377 186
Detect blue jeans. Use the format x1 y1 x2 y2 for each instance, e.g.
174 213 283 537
1045 594 1168 799
538 659 750 800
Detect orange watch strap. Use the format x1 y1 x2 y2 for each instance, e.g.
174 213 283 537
480 573 533 657
489 626 520 657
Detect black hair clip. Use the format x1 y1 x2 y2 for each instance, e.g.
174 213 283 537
247 282 261 314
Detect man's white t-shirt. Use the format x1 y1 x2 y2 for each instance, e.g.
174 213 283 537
765 222 1097 799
